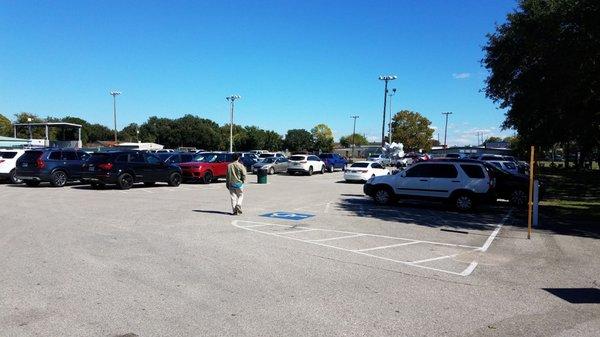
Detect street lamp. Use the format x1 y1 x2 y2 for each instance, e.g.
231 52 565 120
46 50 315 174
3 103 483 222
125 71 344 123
378 75 397 147
226 95 241 152
442 111 453 149
350 115 359 159
387 88 397 143
110 91 121 143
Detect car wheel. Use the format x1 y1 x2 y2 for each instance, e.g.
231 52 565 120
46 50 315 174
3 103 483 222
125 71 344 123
320 165 325 174
168 172 182 187
117 173 134 190
453 192 474 211
328 165 334 173
269 167 275 175
203 171 213 184
510 189 528 207
24 180 40 187
308 166 313 176
373 186 395 205
143 182 156 187
9 169 22 184
50 170 68 187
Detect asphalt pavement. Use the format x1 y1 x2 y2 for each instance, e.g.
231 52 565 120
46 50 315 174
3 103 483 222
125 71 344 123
0 172 598 336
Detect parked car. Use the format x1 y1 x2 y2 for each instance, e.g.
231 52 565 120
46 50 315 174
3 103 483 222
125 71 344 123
258 152 286 160
238 155 258 171
444 153 464 159
487 160 519 175
481 161 531 206
252 157 289 174
178 152 234 184
15 148 90 187
363 160 493 211
0 149 26 184
81 151 182 189
344 161 390 182
157 152 195 165
318 153 348 172
287 154 325 175
367 154 392 166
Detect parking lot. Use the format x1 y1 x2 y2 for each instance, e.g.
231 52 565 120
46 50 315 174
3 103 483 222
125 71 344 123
1 172 599 336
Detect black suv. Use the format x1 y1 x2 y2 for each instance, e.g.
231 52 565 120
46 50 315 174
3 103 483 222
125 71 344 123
81 151 182 189
16 148 90 187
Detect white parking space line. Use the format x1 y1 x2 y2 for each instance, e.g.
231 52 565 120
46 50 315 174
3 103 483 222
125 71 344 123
280 229 317 234
309 234 365 242
355 241 420 252
411 253 461 264
481 209 513 252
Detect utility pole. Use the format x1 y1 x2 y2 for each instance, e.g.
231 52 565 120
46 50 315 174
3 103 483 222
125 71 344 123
350 115 359 159
226 95 241 153
378 75 397 147
388 88 396 143
110 91 121 143
442 111 453 148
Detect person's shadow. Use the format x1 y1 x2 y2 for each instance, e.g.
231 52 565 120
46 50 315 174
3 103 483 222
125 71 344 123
192 210 232 215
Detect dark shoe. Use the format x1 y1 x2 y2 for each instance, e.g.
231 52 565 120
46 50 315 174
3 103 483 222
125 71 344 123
232 209 238 215
236 206 243 215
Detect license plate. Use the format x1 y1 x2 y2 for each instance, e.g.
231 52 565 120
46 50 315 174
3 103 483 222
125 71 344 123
88 166 94 171
293 163 300 166
22 163 28 167
350 170 356 173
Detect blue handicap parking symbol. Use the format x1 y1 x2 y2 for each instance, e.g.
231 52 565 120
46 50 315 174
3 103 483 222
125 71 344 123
261 212 315 221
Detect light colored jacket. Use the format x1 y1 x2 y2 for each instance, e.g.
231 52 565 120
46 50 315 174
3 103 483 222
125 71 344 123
226 160 247 189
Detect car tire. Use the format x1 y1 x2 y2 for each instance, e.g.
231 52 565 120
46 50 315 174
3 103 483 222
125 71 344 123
510 189 528 207
143 182 156 187
9 169 22 184
373 186 395 205
308 166 313 176
117 173 134 190
203 171 213 184
24 180 40 187
269 167 275 175
320 165 325 174
168 172 182 187
453 192 475 212
50 170 68 187
328 165 334 173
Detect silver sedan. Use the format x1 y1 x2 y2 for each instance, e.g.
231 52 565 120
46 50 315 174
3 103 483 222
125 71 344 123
252 157 289 174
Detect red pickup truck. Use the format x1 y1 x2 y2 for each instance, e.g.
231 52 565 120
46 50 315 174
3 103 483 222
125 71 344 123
178 152 234 184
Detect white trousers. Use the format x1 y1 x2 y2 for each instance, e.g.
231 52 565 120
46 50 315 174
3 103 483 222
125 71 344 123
229 188 244 211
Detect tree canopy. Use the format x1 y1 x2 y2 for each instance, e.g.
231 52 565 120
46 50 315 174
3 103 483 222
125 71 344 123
311 123 335 152
483 0 600 165
0 113 11 137
339 133 369 148
390 110 435 151
284 129 313 152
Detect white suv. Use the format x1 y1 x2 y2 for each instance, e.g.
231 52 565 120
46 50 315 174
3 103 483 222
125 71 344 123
363 160 493 211
0 149 26 184
287 154 325 175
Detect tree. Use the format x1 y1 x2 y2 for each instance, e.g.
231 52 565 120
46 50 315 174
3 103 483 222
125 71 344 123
483 0 600 167
119 123 140 142
390 110 435 151
311 123 334 152
483 136 503 144
14 112 45 138
263 130 283 151
87 124 113 143
284 129 313 152
0 113 12 137
339 133 369 148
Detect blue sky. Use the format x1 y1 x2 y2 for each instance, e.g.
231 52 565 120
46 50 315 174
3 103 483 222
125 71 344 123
0 0 517 146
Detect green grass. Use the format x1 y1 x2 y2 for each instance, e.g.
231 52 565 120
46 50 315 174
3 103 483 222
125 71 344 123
538 167 600 228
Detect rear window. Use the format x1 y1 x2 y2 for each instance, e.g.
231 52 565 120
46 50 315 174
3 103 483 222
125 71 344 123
88 153 114 163
290 155 306 161
0 151 17 159
319 154 333 159
19 151 43 161
350 162 369 168
48 151 62 160
460 164 485 179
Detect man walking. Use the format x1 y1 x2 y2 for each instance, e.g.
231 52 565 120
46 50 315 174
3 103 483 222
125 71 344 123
226 153 247 215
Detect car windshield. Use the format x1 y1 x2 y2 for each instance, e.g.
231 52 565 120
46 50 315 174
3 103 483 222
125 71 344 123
289 155 306 161
193 153 218 163
157 153 172 160
351 163 369 168
259 153 274 158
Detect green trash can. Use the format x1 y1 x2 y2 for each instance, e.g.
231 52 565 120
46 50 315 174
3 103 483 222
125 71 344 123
257 168 268 184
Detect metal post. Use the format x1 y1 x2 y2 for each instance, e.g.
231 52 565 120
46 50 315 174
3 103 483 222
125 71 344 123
442 112 452 148
350 115 359 159
381 81 388 147
110 91 121 143
388 88 396 144
527 145 535 239
13 125 16 138
229 99 234 153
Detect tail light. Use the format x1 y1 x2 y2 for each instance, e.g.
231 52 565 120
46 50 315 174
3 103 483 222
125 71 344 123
98 163 113 171
0 160 4 164
35 155 46 169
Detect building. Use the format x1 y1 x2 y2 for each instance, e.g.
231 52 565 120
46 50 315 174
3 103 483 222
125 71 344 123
12 122 83 148
429 146 512 157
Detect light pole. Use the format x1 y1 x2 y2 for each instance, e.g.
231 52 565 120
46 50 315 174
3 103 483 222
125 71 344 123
350 115 359 159
442 111 453 149
226 95 241 153
387 88 396 143
378 75 397 147
110 91 121 143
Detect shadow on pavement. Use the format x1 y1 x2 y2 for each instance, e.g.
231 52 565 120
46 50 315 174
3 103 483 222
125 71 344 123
193 210 233 215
